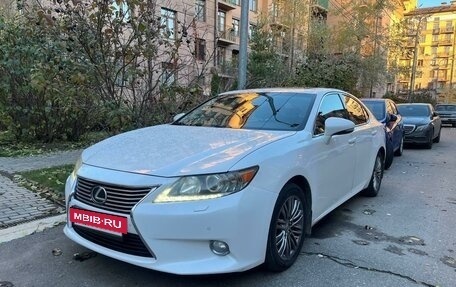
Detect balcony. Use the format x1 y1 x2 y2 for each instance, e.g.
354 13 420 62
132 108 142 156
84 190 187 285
405 41 415 48
439 39 453 46
432 28 440 34
217 28 239 45
218 0 237 11
431 40 439 46
441 27 454 34
437 52 450 58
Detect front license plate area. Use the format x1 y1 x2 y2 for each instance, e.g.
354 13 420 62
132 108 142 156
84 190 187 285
70 207 128 234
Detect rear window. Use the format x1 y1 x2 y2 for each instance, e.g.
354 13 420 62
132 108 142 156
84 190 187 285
397 105 430 117
362 101 385 120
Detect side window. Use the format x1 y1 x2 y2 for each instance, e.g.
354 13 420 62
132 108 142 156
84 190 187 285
314 94 346 135
342 94 368 125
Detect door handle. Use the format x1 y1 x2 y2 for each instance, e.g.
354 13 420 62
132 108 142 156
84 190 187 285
348 137 357 144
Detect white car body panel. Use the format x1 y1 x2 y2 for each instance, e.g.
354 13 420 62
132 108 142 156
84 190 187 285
64 88 385 275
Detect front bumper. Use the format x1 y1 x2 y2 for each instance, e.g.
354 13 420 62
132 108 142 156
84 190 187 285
403 126 432 144
441 117 456 124
64 165 276 275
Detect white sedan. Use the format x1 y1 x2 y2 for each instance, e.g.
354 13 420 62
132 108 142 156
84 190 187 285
64 88 385 274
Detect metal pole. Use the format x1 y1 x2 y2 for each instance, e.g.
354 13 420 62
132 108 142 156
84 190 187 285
449 24 456 103
409 17 422 102
369 15 379 98
237 0 249 89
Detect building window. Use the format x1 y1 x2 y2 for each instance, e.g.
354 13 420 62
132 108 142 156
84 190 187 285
161 8 177 39
433 17 440 29
217 46 226 66
218 11 226 33
232 19 240 37
444 46 451 54
420 35 426 43
195 38 206 61
232 0 240 5
432 34 438 42
417 59 423 66
161 62 177 85
249 24 256 39
419 47 425 55
432 47 437 55
195 0 206 22
249 0 257 12
416 71 423 78
112 1 130 21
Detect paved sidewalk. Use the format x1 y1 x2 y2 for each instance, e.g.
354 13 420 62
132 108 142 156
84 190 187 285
0 150 81 230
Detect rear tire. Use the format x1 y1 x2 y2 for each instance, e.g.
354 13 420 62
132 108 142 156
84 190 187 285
361 152 384 197
265 183 306 272
394 135 404 156
384 140 393 170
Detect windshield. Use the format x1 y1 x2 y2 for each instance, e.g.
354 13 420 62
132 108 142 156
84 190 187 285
436 105 456 111
397 105 430 117
174 92 316 131
362 101 385 120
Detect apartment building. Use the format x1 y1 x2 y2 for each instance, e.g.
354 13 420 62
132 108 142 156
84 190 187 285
398 3 456 103
327 0 415 98
1 0 328 90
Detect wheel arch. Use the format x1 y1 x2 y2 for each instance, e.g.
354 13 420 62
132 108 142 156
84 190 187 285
285 176 312 236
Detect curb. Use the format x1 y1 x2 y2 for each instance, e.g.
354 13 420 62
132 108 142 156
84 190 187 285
0 214 66 244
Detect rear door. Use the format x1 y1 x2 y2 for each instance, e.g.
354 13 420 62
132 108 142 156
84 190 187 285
386 100 403 151
340 94 376 192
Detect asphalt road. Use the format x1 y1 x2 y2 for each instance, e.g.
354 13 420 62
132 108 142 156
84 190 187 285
1 128 455 287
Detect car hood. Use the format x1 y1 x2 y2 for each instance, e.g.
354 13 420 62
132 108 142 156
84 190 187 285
402 116 430 126
82 125 295 177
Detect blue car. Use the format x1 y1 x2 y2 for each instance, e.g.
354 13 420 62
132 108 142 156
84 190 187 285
361 98 404 169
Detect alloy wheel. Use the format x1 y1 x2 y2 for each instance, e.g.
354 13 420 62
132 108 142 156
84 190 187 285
275 196 304 260
372 156 383 191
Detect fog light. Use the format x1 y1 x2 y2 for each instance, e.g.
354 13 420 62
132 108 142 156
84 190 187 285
210 240 230 256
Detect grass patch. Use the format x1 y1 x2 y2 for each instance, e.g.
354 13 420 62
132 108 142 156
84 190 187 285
0 131 109 157
16 165 74 205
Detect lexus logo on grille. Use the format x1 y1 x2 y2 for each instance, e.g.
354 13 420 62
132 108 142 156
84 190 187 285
91 186 107 204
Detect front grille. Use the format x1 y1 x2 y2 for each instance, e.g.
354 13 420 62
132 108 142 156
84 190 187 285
75 177 156 214
73 224 153 257
403 125 415 134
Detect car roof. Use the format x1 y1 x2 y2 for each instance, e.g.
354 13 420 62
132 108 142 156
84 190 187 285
397 103 430 106
360 98 388 102
219 87 345 96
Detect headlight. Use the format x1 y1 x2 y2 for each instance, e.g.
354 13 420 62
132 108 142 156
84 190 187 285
153 166 259 203
71 156 83 178
415 125 429 132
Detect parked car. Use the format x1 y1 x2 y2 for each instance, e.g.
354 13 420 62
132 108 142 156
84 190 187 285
435 104 456 127
64 88 385 275
361 98 404 169
397 103 442 149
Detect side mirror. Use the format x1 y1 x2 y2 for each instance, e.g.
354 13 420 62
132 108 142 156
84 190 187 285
324 117 355 144
173 113 185 122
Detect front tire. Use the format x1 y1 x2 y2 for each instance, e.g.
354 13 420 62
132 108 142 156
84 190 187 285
433 128 441 143
265 183 306 272
425 130 433 149
361 152 384 197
